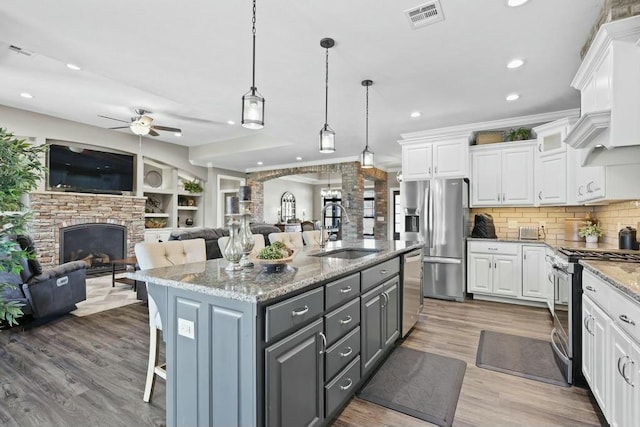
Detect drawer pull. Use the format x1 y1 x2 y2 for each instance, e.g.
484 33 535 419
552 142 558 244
379 269 388 275
585 285 596 292
339 315 353 325
620 314 636 326
339 347 353 358
339 378 353 391
339 286 352 294
291 305 309 317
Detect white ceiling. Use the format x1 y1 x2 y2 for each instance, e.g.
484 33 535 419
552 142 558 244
0 0 603 172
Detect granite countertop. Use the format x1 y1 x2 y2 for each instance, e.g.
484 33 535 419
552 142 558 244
580 260 640 303
128 240 423 303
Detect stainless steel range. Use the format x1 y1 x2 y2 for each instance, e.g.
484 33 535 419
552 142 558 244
548 247 640 386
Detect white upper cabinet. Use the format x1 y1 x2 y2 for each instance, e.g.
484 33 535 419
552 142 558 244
400 134 470 181
470 141 535 207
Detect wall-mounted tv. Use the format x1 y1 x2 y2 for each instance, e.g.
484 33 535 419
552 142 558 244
48 144 135 194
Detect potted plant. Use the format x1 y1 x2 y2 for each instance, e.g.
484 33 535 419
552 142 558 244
507 127 532 141
183 179 203 193
579 223 604 243
0 128 47 326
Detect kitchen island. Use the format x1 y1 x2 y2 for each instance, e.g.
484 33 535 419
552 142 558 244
129 239 423 427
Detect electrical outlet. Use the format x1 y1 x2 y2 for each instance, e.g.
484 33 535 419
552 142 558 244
539 221 546 229
178 318 195 340
508 221 518 229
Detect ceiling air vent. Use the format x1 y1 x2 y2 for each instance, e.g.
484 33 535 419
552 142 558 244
404 1 445 29
8 45 32 56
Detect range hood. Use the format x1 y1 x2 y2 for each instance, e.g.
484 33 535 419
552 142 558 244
565 15 640 166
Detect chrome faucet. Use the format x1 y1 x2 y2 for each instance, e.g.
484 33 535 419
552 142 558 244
319 202 350 249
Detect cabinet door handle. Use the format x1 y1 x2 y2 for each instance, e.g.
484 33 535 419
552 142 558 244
585 285 596 292
524 253 527 260
339 378 353 391
339 286 352 294
379 269 388 275
497 193 501 202
586 181 594 193
339 315 353 325
428 167 431 175
502 193 506 202
380 292 389 308
617 355 626 377
319 332 327 355
588 316 594 335
538 191 542 200
339 346 353 358
583 315 590 332
291 305 309 317
434 166 438 175
578 186 584 197
538 144 542 152
494 262 497 269
620 314 636 326
622 359 635 387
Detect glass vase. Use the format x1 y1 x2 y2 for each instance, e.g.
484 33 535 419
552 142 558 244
224 216 244 271
239 214 255 267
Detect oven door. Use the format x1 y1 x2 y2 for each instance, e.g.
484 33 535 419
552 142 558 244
550 266 573 384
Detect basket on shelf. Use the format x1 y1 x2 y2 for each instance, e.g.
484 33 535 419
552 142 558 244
475 131 504 145
145 218 167 228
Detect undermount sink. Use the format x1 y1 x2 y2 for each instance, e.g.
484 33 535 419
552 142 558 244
310 248 382 260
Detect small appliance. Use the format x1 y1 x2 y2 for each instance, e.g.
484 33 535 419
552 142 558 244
518 226 539 240
619 227 639 250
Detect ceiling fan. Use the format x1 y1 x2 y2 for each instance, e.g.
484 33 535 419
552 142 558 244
98 108 182 136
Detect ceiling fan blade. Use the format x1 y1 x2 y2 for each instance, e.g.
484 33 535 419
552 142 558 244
148 129 160 137
152 125 182 133
109 126 130 130
98 115 130 123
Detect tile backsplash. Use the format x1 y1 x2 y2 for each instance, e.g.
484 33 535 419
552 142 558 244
470 200 640 245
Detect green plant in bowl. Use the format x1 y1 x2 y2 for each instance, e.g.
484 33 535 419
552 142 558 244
578 223 603 238
183 179 203 193
507 127 531 141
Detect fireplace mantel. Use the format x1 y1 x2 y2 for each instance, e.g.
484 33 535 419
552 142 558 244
28 191 146 268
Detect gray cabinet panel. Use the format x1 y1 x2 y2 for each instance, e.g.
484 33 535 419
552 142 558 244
325 326 360 381
361 257 400 292
175 297 200 427
265 287 324 342
324 298 360 346
325 356 361 418
383 279 400 348
360 284 384 374
325 273 360 310
265 318 324 427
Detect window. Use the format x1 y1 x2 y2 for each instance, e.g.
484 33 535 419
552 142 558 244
393 190 401 240
363 189 375 239
280 192 296 223
322 193 342 230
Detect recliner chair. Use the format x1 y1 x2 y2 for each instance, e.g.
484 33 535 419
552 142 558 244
0 235 87 322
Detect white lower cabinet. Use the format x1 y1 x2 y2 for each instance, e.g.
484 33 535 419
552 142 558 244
521 245 546 300
582 269 640 427
144 229 173 243
467 242 520 298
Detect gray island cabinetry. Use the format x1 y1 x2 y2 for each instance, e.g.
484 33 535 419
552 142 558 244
130 240 421 427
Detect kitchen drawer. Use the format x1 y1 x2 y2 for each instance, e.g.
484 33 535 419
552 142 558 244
325 326 360 381
582 269 611 312
361 257 399 292
325 273 360 310
265 287 324 342
325 356 361 418
325 298 360 345
608 287 640 345
468 241 519 255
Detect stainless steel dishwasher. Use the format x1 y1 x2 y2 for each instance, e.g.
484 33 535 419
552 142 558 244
402 248 423 337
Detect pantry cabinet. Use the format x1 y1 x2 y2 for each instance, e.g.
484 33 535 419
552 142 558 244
470 141 535 207
400 135 469 181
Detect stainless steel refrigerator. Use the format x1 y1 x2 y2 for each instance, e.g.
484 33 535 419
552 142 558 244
404 178 468 301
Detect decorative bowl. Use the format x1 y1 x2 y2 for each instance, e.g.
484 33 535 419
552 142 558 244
251 248 296 272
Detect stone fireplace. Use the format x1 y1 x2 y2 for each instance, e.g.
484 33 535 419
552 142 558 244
28 192 146 269
60 223 127 275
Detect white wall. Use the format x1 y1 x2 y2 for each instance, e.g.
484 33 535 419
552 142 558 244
263 178 315 224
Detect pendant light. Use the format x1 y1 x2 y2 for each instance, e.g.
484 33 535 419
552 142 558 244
360 79 374 168
241 0 265 129
319 38 335 153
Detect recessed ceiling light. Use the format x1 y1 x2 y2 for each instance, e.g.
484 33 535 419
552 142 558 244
507 59 525 69
174 132 182 137
227 120 235 125
296 156 302 161
20 92 33 99
410 111 421 118
66 63 81 71
506 93 520 101
507 0 529 7
257 161 263 165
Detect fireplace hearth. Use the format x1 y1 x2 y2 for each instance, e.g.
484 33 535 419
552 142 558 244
60 224 126 275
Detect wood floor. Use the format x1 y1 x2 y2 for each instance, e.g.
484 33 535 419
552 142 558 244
335 298 604 427
0 299 603 427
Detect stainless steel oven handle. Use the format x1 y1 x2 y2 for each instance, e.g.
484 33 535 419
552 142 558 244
550 329 570 364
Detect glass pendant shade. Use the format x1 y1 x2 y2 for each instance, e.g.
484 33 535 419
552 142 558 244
242 90 265 129
319 125 335 153
360 146 374 168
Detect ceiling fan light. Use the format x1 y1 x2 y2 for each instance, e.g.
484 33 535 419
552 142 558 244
319 125 335 153
360 146 374 169
241 90 265 129
130 121 150 135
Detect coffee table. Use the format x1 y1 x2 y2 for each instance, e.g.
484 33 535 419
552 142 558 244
111 257 138 290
